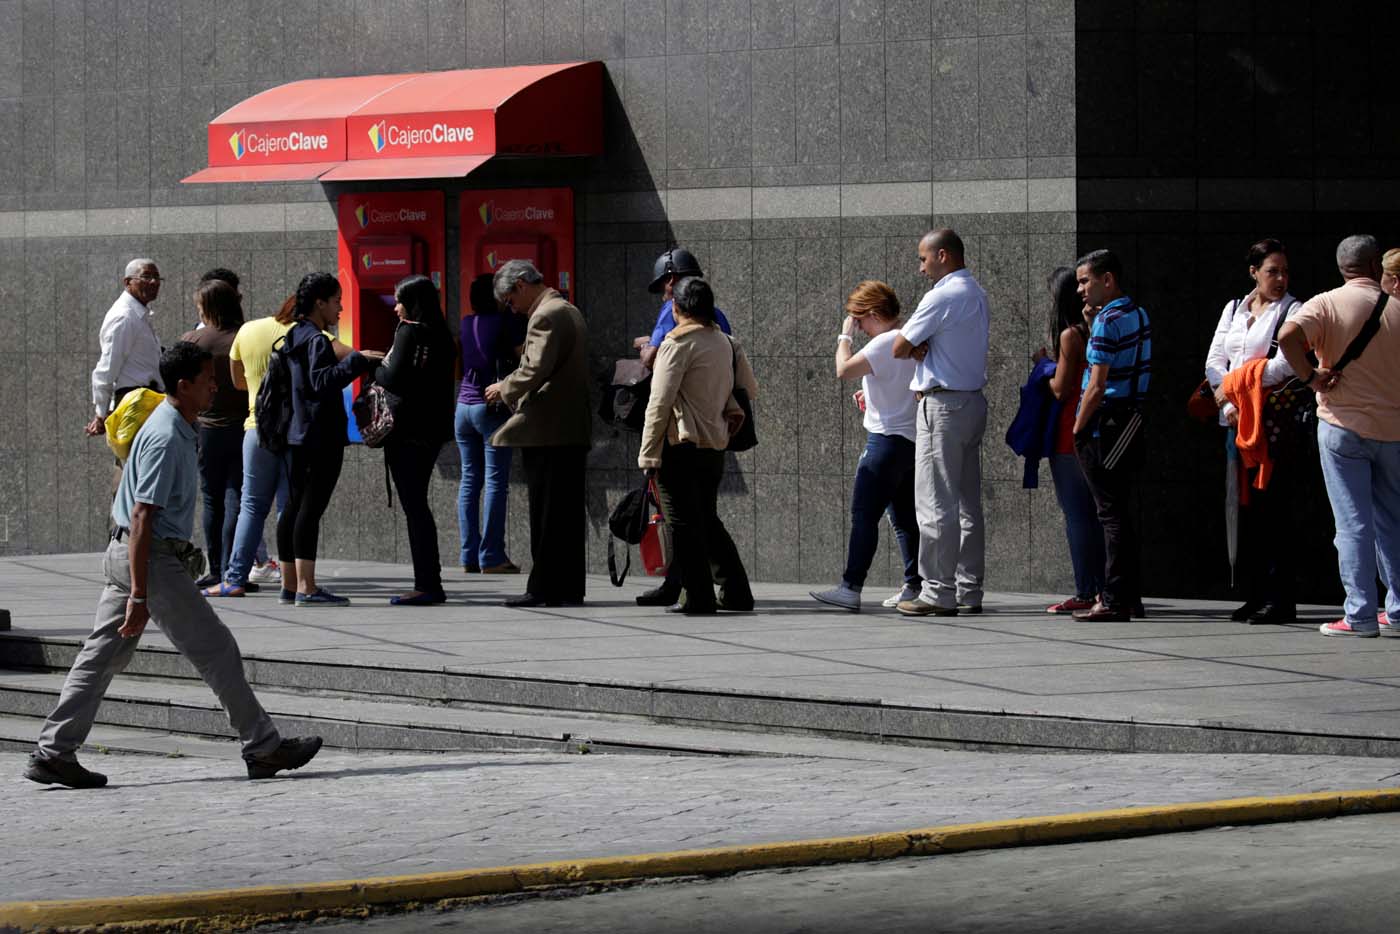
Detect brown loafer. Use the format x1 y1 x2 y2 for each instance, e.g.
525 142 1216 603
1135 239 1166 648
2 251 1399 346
481 561 520 574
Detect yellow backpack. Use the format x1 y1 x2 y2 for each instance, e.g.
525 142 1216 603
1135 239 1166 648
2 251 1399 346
105 388 164 461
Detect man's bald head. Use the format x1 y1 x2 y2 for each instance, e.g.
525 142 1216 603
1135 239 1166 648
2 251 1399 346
921 228 966 262
917 228 966 284
1336 234 1381 281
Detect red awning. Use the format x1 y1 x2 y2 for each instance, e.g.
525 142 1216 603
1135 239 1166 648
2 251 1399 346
182 62 602 184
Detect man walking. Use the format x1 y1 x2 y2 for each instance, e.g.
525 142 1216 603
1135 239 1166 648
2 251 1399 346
1069 250 1151 622
892 229 990 617
1277 235 1400 638
85 259 164 438
632 247 734 608
26 343 323 788
486 260 592 607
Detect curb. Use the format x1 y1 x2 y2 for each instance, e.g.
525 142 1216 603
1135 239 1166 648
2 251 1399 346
3 788 1399 932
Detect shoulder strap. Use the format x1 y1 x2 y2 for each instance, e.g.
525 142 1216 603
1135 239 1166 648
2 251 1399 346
1266 298 1301 360
1333 292 1389 374
728 335 738 374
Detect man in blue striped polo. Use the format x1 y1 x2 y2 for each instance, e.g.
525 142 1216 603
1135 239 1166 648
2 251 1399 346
1070 250 1152 622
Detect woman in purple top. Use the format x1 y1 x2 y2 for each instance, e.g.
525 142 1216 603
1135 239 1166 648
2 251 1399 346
455 274 525 574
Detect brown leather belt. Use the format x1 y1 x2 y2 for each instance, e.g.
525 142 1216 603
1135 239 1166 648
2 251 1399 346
914 387 947 401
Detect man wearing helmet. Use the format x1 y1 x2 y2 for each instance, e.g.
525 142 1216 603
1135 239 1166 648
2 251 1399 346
633 247 732 370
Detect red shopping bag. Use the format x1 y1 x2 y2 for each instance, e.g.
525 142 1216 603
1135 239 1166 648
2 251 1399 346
640 479 669 576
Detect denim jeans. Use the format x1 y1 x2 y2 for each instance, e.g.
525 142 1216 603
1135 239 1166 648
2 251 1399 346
1317 419 1400 625
1048 452 1105 599
454 402 513 568
843 432 920 591
197 425 244 579
223 429 290 587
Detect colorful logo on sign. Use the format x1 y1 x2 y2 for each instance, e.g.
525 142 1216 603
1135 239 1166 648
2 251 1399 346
354 204 370 228
478 202 493 226
228 129 245 160
485 251 498 270
368 121 388 153
361 252 375 271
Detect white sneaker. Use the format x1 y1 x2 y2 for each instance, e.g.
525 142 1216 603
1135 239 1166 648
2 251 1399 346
882 585 919 608
811 584 861 612
249 560 281 584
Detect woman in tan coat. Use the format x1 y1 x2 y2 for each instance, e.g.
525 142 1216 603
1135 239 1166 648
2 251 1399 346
639 278 758 615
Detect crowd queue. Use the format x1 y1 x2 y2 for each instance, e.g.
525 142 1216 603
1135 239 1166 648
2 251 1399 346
21 229 1400 789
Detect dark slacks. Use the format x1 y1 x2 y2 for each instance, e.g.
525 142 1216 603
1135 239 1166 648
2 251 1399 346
386 440 444 594
1238 453 1298 608
277 442 345 562
655 442 753 611
1074 409 1144 610
522 445 588 603
197 424 244 578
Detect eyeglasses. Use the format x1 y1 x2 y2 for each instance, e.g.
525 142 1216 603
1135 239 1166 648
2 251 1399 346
133 275 163 283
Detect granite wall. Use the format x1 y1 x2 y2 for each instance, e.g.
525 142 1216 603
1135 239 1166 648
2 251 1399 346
0 1 1081 597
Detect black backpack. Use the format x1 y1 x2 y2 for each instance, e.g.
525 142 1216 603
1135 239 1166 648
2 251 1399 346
256 334 296 454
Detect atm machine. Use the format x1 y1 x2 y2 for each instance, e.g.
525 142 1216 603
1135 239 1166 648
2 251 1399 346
459 188 575 310
335 191 446 441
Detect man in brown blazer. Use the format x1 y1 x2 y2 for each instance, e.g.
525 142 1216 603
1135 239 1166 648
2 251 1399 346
485 259 592 607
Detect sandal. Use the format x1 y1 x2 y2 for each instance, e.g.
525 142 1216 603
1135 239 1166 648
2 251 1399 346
202 582 246 598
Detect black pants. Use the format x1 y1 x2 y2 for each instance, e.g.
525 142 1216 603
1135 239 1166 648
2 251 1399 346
277 442 345 563
1239 454 1297 608
522 446 587 603
1074 411 1144 610
387 440 444 594
197 425 244 578
655 443 753 611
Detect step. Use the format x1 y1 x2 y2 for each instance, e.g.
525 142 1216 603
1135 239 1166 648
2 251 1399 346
5 633 1400 758
0 713 238 759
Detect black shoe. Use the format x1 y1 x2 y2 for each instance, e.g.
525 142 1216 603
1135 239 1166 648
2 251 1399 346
958 602 983 615
1132 601 1147 620
504 592 568 608
1249 603 1296 625
718 599 754 612
243 581 261 594
636 586 681 607
195 574 220 589
24 754 107 789
1231 600 1266 622
666 602 717 616
245 736 323 780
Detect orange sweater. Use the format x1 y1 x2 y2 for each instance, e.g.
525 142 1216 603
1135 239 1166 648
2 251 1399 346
1222 357 1275 491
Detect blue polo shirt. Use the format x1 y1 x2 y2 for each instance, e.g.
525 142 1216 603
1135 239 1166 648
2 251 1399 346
649 299 732 346
1083 296 1152 401
112 399 199 542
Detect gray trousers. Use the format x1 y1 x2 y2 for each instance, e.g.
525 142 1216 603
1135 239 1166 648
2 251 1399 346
914 390 987 609
35 538 280 762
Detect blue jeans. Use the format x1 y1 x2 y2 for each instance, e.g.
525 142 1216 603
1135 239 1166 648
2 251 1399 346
197 425 244 579
455 402 513 568
1049 452 1105 599
1317 419 1400 625
223 429 290 587
843 433 920 591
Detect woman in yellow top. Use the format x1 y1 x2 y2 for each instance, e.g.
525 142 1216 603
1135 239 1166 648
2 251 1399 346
638 278 759 615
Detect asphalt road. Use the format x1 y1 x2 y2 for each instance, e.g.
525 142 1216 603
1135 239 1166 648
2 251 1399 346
284 813 1400 934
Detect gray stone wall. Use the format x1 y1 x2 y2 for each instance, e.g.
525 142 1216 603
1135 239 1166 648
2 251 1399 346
0 1 1078 596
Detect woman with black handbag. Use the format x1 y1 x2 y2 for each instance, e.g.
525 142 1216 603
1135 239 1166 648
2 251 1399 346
638 277 758 615
374 275 456 606
1202 239 1304 623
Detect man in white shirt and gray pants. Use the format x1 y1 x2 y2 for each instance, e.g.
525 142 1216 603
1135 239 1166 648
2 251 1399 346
84 258 164 438
892 229 990 616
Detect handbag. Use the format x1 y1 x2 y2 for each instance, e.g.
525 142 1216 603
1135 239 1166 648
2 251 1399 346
608 473 656 586
726 337 758 452
352 382 397 448
1187 298 1242 422
599 358 652 433
1260 298 1311 459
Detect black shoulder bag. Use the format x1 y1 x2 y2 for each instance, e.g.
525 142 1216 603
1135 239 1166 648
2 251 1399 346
726 337 758 453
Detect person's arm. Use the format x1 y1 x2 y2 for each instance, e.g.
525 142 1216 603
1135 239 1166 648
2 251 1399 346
306 332 370 393
638 342 684 470
893 299 938 360
89 314 132 426
1072 364 1109 436
230 358 247 391
1204 300 1236 389
492 312 564 408
1047 328 1083 401
1277 320 1330 390
639 343 659 369
373 325 418 395
1261 305 1300 388
835 317 873 380
118 501 157 638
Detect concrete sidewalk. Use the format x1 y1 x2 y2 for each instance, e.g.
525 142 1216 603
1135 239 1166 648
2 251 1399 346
2 554 1399 745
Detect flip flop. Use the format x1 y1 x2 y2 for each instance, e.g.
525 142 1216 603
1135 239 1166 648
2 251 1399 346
203 582 246 598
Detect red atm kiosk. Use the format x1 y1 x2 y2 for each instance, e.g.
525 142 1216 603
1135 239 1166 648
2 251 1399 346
335 191 446 440
459 188 574 308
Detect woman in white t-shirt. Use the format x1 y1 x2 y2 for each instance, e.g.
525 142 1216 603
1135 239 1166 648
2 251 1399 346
811 281 921 612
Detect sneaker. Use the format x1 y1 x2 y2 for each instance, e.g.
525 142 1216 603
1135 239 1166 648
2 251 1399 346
811 584 861 612
279 588 297 605
24 754 107 789
1047 596 1096 614
295 588 350 608
1380 612 1397 637
897 598 956 617
1072 601 1130 622
248 560 281 584
1319 619 1379 638
882 585 919 608
244 736 323 780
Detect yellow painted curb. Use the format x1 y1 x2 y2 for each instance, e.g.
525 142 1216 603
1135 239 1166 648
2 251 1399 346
3 788 1398 932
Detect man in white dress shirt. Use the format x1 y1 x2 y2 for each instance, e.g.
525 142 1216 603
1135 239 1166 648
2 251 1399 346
891 229 991 617
84 258 164 438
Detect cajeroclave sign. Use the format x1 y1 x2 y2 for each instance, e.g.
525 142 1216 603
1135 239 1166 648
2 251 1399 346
209 119 344 166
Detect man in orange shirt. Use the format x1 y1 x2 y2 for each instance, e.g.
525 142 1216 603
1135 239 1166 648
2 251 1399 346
1278 235 1400 638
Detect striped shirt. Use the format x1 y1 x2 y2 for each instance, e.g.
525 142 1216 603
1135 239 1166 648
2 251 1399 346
1082 296 1151 401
